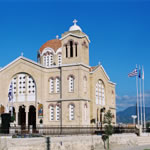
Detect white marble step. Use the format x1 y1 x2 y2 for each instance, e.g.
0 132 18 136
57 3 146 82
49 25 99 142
137 137 150 145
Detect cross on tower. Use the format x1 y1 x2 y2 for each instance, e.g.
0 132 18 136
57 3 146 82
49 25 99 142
73 19 78 25
21 52 24 56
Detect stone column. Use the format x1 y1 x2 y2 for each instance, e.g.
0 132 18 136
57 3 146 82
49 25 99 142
16 108 19 126
102 112 105 128
96 108 99 127
26 106 29 127
68 45 70 58
98 109 100 123
36 103 38 125
73 44 76 57
26 111 29 127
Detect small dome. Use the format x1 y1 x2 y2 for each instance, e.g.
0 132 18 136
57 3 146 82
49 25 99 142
40 39 61 53
69 19 82 32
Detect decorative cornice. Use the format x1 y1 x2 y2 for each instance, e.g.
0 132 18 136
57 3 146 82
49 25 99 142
46 98 91 102
108 81 116 85
60 33 90 43
0 56 90 72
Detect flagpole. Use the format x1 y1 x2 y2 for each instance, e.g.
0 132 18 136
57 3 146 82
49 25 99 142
142 66 146 128
136 65 139 125
8 82 13 117
139 65 143 126
11 82 13 117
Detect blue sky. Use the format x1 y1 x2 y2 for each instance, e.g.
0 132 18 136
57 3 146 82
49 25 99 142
0 0 150 111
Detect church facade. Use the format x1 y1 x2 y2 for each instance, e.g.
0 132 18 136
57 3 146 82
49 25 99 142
0 20 116 128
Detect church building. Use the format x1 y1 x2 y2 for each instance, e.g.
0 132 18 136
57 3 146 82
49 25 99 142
0 20 116 128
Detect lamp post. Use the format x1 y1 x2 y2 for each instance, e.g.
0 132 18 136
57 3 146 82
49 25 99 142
131 115 137 125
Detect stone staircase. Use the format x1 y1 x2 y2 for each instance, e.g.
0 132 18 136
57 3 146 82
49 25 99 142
137 136 150 146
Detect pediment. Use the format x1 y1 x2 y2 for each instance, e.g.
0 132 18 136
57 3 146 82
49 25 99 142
0 56 43 73
90 65 110 81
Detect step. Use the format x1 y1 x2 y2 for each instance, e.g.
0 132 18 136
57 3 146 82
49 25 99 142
137 137 150 145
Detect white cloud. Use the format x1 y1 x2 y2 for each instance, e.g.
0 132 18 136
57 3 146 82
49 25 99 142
116 91 150 112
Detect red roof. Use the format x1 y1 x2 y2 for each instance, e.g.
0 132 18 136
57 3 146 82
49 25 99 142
39 39 61 53
89 66 96 72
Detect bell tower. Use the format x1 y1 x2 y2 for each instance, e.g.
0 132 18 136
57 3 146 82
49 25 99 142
61 20 90 66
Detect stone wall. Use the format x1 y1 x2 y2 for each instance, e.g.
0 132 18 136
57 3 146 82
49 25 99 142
0 134 138 150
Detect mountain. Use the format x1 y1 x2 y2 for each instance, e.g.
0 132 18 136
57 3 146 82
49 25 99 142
117 106 150 123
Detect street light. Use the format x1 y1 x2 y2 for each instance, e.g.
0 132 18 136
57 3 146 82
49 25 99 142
131 115 137 125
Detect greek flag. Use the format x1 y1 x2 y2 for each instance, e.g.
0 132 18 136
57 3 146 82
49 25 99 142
128 68 138 77
8 82 13 101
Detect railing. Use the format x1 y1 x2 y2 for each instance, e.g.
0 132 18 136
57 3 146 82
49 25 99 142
9 125 98 135
0 125 150 136
113 126 136 134
142 128 150 133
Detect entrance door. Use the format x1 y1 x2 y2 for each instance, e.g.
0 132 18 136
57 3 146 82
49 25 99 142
28 105 36 130
18 105 26 129
1 113 11 134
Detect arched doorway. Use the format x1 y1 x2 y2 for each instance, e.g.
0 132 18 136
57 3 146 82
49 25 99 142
28 105 36 129
9 107 16 122
18 105 26 129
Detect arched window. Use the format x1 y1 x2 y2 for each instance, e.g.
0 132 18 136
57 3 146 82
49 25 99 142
49 78 54 93
9 73 36 102
70 41 73 57
83 76 87 93
95 80 105 105
43 53 53 67
27 75 36 101
58 53 62 66
18 74 26 101
49 53 53 66
69 76 74 92
50 105 54 121
95 83 98 104
47 55 49 66
69 104 75 120
55 77 60 93
43 55 46 66
75 43 78 57
66 45 68 58
56 105 60 121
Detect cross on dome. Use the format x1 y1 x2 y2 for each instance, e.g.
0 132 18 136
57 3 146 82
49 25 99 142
69 19 82 32
21 52 24 56
73 19 78 25
56 35 59 39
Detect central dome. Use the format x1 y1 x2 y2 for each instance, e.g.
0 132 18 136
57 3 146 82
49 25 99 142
69 19 82 32
39 39 61 53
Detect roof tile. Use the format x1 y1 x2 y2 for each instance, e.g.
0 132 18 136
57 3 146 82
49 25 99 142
40 39 61 53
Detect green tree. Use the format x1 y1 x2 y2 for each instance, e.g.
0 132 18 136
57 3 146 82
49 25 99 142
102 110 113 150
